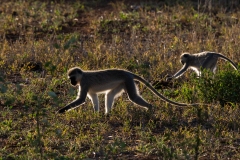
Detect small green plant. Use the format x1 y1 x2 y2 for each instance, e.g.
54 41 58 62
195 70 240 106
178 69 240 106
105 138 127 156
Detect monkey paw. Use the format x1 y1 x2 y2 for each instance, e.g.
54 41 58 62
166 75 173 82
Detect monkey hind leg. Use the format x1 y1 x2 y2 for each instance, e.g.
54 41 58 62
105 85 124 114
125 79 152 110
88 93 99 112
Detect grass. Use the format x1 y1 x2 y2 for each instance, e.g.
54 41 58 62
1 0 240 159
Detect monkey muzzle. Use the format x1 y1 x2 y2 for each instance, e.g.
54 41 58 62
70 77 77 86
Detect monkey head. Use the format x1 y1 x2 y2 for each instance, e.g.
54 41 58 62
180 53 190 65
68 76 78 86
67 67 83 86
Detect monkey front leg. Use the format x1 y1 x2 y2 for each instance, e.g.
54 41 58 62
166 63 189 81
57 87 88 114
57 97 86 113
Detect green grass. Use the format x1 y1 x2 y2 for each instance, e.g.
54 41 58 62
1 0 240 159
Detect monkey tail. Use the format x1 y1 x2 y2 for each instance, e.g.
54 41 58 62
132 74 198 107
213 52 238 70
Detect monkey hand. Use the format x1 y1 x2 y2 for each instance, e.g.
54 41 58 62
166 75 173 82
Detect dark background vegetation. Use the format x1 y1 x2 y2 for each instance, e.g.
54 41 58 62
1 0 240 159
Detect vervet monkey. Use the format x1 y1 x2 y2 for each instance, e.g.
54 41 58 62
57 67 198 114
167 51 238 81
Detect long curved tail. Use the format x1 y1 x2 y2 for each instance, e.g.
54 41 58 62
212 52 238 70
133 74 199 106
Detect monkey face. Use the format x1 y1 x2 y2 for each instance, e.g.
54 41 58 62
180 54 189 64
180 58 186 65
69 76 78 86
67 67 83 86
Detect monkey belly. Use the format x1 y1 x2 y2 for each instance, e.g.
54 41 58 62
88 81 125 94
